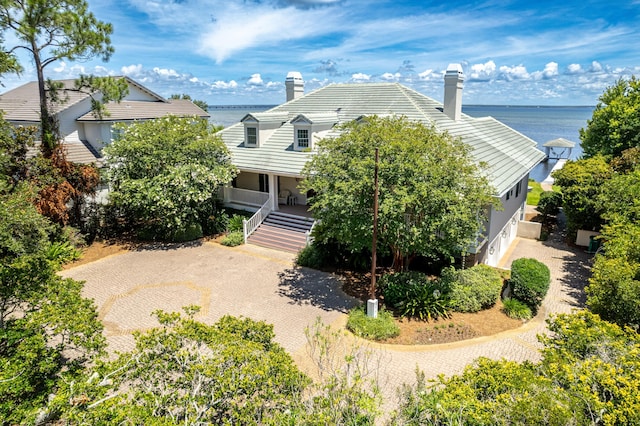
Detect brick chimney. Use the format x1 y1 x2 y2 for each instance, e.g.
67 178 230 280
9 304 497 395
285 71 304 102
443 63 464 121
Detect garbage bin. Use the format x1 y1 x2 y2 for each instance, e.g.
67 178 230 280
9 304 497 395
587 235 600 253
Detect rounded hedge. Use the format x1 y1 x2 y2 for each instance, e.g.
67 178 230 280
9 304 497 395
537 191 563 216
509 258 551 315
444 264 504 313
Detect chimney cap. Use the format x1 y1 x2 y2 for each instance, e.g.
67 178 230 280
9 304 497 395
286 71 303 81
445 63 464 78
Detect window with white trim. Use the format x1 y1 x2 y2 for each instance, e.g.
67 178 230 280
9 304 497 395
246 126 257 146
296 128 309 149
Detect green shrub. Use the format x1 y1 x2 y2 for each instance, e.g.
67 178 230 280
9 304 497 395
202 211 229 235
443 264 503 313
220 230 244 247
380 272 451 320
227 214 245 232
346 307 399 340
167 223 203 242
45 241 81 266
509 258 551 315
537 191 563 216
296 244 324 269
502 298 532 320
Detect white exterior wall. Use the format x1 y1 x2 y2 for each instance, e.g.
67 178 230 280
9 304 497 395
483 174 530 266
57 97 94 141
125 85 159 101
82 122 112 152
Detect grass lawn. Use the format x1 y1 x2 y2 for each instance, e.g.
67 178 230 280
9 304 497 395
527 179 561 205
527 180 544 205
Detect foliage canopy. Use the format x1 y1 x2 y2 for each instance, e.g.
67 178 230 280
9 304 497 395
105 115 237 238
302 115 495 271
393 312 640 425
581 76 640 158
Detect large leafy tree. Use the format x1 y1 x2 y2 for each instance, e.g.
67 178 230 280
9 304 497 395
0 1 128 226
581 76 640 158
104 115 237 239
551 155 612 236
0 0 114 152
302 115 495 271
55 313 381 425
56 312 308 424
585 162 640 328
1 112 104 423
0 183 105 423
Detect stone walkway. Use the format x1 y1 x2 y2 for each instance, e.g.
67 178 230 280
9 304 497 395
62 228 592 409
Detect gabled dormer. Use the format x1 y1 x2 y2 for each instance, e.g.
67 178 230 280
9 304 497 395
291 112 338 151
240 112 289 148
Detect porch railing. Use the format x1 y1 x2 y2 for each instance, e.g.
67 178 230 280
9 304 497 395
305 220 318 246
223 187 269 207
243 196 273 243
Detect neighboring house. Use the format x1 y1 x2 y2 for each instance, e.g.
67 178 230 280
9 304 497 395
0 76 209 165
218 66 546 265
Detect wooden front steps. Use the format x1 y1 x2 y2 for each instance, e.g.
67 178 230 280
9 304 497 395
247 211 314 253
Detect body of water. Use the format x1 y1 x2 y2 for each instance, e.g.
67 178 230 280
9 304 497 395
208 104 595 182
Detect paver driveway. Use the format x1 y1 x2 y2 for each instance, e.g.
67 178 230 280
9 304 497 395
62 242 357 354
62 232 592 401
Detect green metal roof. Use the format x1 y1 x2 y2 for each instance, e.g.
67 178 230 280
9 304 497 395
218 83 546 194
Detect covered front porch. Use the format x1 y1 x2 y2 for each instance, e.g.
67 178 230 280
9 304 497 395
220 172 315 253
221 171 312 216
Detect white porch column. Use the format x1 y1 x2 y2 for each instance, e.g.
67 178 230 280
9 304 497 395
268 174 278 211
222 185 230 205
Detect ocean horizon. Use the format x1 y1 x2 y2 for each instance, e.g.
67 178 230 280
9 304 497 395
208 104 595 182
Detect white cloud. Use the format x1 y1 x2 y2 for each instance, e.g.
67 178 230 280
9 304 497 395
532 62 558 80
380 72 401 81
54 61 67 73
468 61 496 81
247 74 264 85
121 64 144 76
351 73 371 82
211 80 238 89
418 69 438 81
589 61 603 73
566 63 582 74
198 3 339 63
498 64 530 81
153 67 181 78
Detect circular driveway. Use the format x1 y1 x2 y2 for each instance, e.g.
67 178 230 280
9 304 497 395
62 234 591 402
62 242 357 354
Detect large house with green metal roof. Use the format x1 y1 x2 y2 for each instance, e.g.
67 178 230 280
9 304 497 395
219 65 546 265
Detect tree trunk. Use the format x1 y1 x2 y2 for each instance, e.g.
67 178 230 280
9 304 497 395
32 44 57 158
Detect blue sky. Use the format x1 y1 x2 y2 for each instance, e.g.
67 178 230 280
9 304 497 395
2 0 639 105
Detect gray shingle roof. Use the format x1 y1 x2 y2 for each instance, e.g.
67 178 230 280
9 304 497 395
219 83 546 195
77 99 209 121
0 79 90 121
0 77 209 123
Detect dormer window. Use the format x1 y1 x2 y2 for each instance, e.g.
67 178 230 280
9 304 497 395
246 126 257 146
296 129 309 149
241 112 288 148
291 112 338 152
